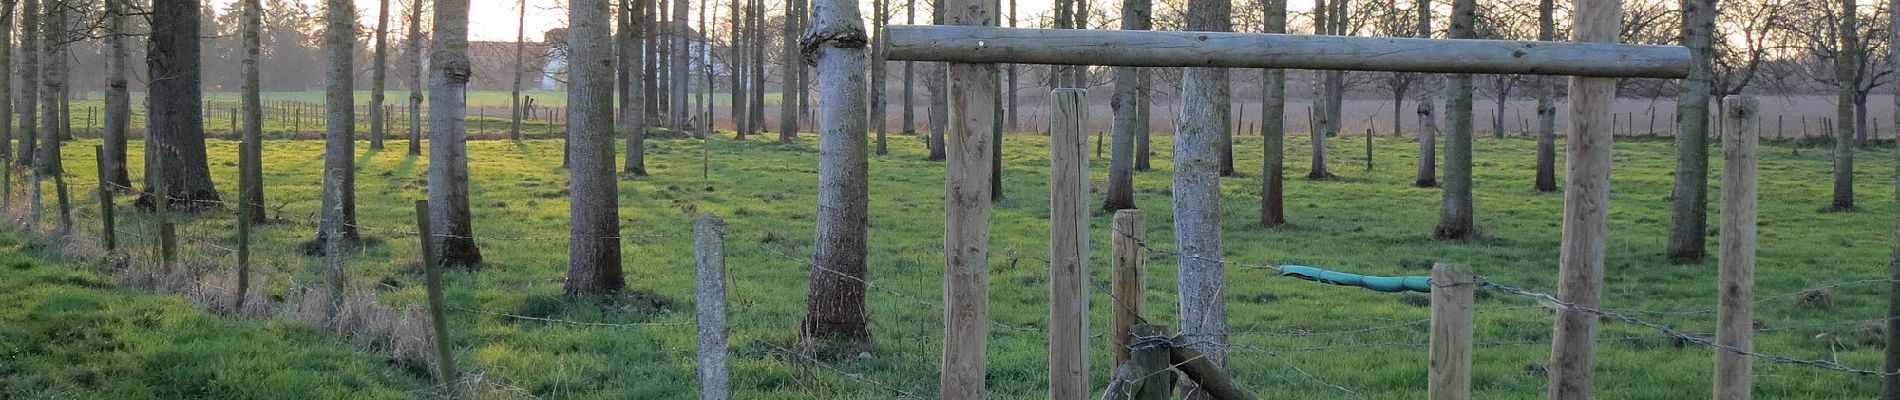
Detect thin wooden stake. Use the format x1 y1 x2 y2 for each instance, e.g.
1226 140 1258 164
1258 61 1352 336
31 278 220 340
414 200 462 396
1111 209 1147 368
1429 263 1474 400
1049 88 1090 400
694 214 731 400
93 146 115 252
1715 95 1758 400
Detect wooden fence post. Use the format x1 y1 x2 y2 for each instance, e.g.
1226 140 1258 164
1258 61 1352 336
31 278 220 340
1549 0 1619 396
693 214 730 400
413 200 462 395
1429 263 1474 400
1131 324 1174 400
94 146 114 252
1112 209 1147 368
939 0 1000 394
1168 337 1261 400
1049 88 1090 399
1715 95 1758 400
1365 128 1374 171
156 181 175 271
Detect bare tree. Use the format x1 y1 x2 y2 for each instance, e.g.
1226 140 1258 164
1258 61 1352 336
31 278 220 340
624 0 650 175
16 0 35 169
102 0 133 190
748 0 766 135
801 0 872 341
0 0 11 171
1103 0 1152 211
407 0 426 156
672 0 691 132
926 0 947 160
1259 0 1287 225
1665 0 1714 259
901 0 915 135
870 0 888 155
429 0 484 265
1176 0 1231 396
511 0 528 141
38 0 70 233
778 0 804 142
1434 0 1474 239
568 0 625 296
1833 0 1859 210
320 0 358 242
238 0 265 222
730 0 749 137
1532 0 1557 192
370 0 391 150
142 0 221 209
1412 0 1437 188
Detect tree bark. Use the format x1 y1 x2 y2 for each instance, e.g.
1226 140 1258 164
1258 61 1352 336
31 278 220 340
671 0 690 133
0 1 11 170
871 0 888 155
430 0 484 265
901 0 915 135
511 0 528 141
321 0 358 240
1176 0 1231 397
142 0 221 209
1103 0 1151 212
1532 0 1557 192
40 0 72 233
16 0 36 169
104 0 134 191
407 0 425 156
778 0 804 142
1833 0 1858 210
238 0 266 222
568 0 626 296
1666 0 1713 259
1259 0 1286 226
801 0 872 341
748 0 766 135
624 0 650 175
730 0 748 137
370 0 391 149
1434 0 1476 239
925 0 947 160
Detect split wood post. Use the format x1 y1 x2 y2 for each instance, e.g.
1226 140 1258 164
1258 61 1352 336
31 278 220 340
1130 324 1175 400
1111 209 1147 367
1428 263 1474 400
1049 87 1090 399
938 0 999 395
156 181 176 271
693 214 730 400
413 200 462 396
1366 128 1374 171
1549 0 1619 395
1168 336 1261 400
93 146 115 253
1714 95 1758 400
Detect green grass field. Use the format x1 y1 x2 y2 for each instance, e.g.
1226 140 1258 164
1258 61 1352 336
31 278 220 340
5 131 1898 398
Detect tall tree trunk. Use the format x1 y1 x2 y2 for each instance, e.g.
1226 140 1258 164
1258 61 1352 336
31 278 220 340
430 0 484 265
1176 0 1231 397
645 0 661 123
16 0 35 169
778 0 803 142
511 0 527 141
1532 0 1557 192
801 0 872 341
618 0 633 128
568 0 625 296
925 0 946 160
407 0 424 156
671 0 690 133
1435 0 1475 239
990 75 1002 201
1005 0 1017 132
730 0 748 137
103 0 133 190
747 0 765 135
1412 0 1437 188
871 0 888 155
238 0 265 222
0 1 11 170
1833 0 1858 210
1259 0 1286 226
1307 0 1332 180
1103 0 1149 211
795 0 811 122
900 0 916 135
40 0 71 233
321 0 358 240
142 0 220 208
1665 0 1713 259
369 0 390 150
624 0 650 175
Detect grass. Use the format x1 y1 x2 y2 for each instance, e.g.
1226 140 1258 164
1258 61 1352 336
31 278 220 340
5 130 1898 399
0 230 425 399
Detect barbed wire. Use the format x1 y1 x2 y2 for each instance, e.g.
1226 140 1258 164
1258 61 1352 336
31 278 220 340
757 340 924 399
449 306 695 328
752 240 1049 335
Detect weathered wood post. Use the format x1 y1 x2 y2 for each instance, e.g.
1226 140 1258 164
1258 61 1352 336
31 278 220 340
1549 0 1620 395
413 200 461 395
937 0 999 396
1715 95 1758 400
1099 324 1174 400
157 181 176 271
1365 128 1374 171
1168 336 1261 400
1429 263 1474 400
1111 209 1147 367
1049 87 1090 399
94 146 114 252
693 214 730 400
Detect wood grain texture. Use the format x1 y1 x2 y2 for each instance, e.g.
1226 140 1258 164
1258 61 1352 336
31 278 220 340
1714 96 1758 400
1428 263 1474 400
939 0 996 396
1111 210 1147 367
1549 0 1620 396
1049 88 1091 399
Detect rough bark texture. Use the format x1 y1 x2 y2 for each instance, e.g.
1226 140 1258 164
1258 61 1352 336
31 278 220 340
1434 0 1476 239
369 0 391 149
1832 0 1858 210
730 0 748 137
40 0 71 233
801 0 872 342
239 0 265 222
429 0 484 265
671 0 690 133
407 0 424 156
103 0 133 190
624 0 650 175
926 0 947 161
17 0 36 169
748 0 766 135
321 0 358 240
0 2 10 170
1259 0 1286 226
1413 0 1438 188
1103 0 1150 212
511 0 528 141
1176 0 1231 397
870 0 888 155
142 0 221 208
1532 0 1557 192
778 0 804 142
567 0 625 296
1665 0 1714 259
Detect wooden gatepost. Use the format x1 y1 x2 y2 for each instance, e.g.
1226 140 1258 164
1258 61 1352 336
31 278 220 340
875 4 1688 396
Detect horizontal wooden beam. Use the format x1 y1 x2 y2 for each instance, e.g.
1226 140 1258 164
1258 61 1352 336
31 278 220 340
885 26 1690 79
